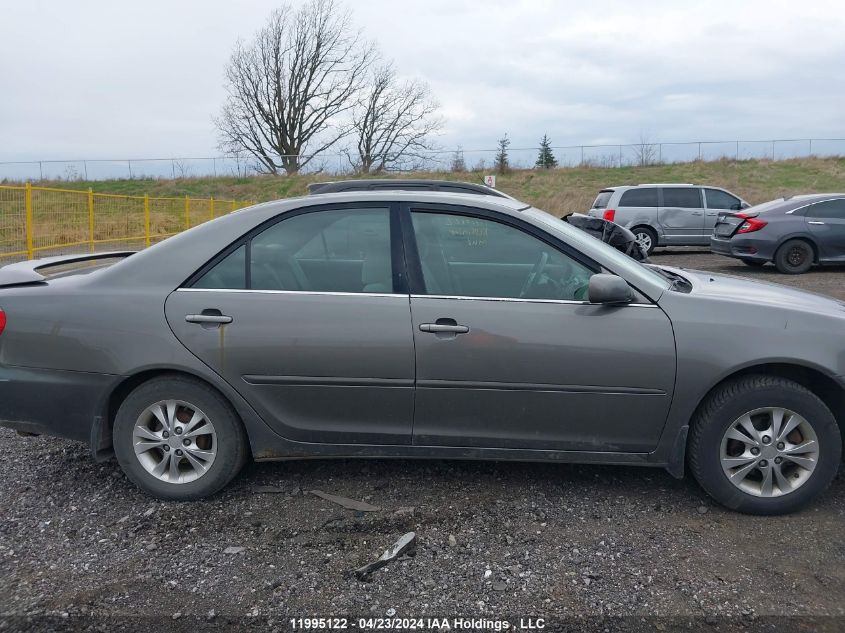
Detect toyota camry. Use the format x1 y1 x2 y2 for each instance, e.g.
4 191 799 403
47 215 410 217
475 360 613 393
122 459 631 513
0 191 842 514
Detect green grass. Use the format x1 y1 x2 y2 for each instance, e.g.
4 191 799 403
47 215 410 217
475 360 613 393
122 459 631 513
36 156 845 217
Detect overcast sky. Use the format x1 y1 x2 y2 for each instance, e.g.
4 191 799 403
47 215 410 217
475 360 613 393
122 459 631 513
1 0 844 163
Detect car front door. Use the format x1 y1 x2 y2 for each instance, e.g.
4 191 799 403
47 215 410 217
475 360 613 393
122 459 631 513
658 187 706 243
703 188 743 235
804 198 845 261
165 203 415 445
403 204 676 453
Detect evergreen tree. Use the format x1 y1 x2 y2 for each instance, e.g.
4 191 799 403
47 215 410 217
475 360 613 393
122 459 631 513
494 134 510 174
535 134 558 169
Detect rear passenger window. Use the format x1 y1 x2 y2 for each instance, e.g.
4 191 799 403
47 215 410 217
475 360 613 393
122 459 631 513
804 199 845 219
705 189 742 210
662 188 702 208
193 245 246 290
192 207 394 294
619 188 658 207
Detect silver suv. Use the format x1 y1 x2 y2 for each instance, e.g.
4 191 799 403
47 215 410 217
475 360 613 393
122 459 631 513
587 184 750 254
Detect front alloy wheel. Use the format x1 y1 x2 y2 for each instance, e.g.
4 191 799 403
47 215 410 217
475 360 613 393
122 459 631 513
689 375 841 514
719 407 818 497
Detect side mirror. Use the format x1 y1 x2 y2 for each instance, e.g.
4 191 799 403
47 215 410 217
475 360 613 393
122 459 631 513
589 274 634 305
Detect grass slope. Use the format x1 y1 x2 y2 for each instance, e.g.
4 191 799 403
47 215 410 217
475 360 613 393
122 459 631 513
31 157 845 217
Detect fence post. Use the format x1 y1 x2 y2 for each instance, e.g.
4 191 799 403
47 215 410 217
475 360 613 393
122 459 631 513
143 194 150 248
88 188 95 253
184 195 190 230
210 196 215 219
25 182 34 260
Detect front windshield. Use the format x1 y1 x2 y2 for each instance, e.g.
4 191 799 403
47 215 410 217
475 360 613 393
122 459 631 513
524 208 671 289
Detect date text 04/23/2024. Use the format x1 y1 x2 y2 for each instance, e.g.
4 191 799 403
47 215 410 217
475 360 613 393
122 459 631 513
288 618 546 631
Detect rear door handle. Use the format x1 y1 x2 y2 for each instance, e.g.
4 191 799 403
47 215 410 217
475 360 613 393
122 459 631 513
186 313 233 325
808 221 825 225
691 211 703 216
419 323 469 334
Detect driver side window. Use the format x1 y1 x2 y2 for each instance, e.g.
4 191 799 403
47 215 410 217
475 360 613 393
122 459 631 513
411 211 594 301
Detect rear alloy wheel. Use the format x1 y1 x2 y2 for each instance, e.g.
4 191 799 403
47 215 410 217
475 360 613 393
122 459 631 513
689 375 841 514
774 239 813 274
632 227 657 255
113 375 248 500
740 258 765 267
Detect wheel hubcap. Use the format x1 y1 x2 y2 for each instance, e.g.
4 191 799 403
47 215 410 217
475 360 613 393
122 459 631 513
720 407 818 497
132 400 217 484
787 247 805 267
636 232 652 251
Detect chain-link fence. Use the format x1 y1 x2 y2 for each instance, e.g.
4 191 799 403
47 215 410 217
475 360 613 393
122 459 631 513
0 184 253 263
2 138 844 181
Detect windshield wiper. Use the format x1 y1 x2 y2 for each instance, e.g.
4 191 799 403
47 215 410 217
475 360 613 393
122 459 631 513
646 265 692 292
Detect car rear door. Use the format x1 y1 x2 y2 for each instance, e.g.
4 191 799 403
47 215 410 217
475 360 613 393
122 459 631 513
403 203 676 453
804 198 845 261
658 187 706 243
165 203 415 446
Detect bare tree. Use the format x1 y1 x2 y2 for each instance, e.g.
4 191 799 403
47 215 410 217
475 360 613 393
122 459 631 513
216 0 376 175
450 146 467 172
348 64 442 173
633 131 659 166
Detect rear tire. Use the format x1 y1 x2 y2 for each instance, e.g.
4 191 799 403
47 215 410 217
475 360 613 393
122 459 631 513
632 226 657 255
774 239 813 274
113 375 249 500
741 258 765 267
688 375 840 515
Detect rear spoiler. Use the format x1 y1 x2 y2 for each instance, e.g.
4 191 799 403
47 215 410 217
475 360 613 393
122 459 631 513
0 251 136 287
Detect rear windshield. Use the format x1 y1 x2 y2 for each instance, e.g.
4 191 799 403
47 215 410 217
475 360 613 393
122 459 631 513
746 199 794 214
592 190 614 209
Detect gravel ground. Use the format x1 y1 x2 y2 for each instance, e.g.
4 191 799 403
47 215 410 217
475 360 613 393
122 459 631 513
2 250 845 632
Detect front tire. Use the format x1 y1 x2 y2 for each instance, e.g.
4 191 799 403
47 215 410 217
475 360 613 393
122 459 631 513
688 375 840 515
113 375 249 500
774 239 814 274
632 226 657 255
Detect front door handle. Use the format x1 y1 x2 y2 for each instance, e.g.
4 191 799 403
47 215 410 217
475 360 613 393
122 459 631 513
419 318 469 339
419 323 469 334
808 221 825 225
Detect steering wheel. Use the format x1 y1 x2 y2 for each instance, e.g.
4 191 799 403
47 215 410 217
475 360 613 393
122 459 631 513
519 251 549 298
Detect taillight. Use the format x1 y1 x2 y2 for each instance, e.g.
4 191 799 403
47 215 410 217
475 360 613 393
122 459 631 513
602 209 616 222
735 214 767 234
0 309 5 336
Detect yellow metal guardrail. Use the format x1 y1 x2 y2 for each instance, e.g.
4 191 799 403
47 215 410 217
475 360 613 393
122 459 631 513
0 184 253 262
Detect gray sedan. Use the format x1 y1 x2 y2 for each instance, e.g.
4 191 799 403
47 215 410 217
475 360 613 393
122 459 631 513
711 194 845 273
1 191 843 514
